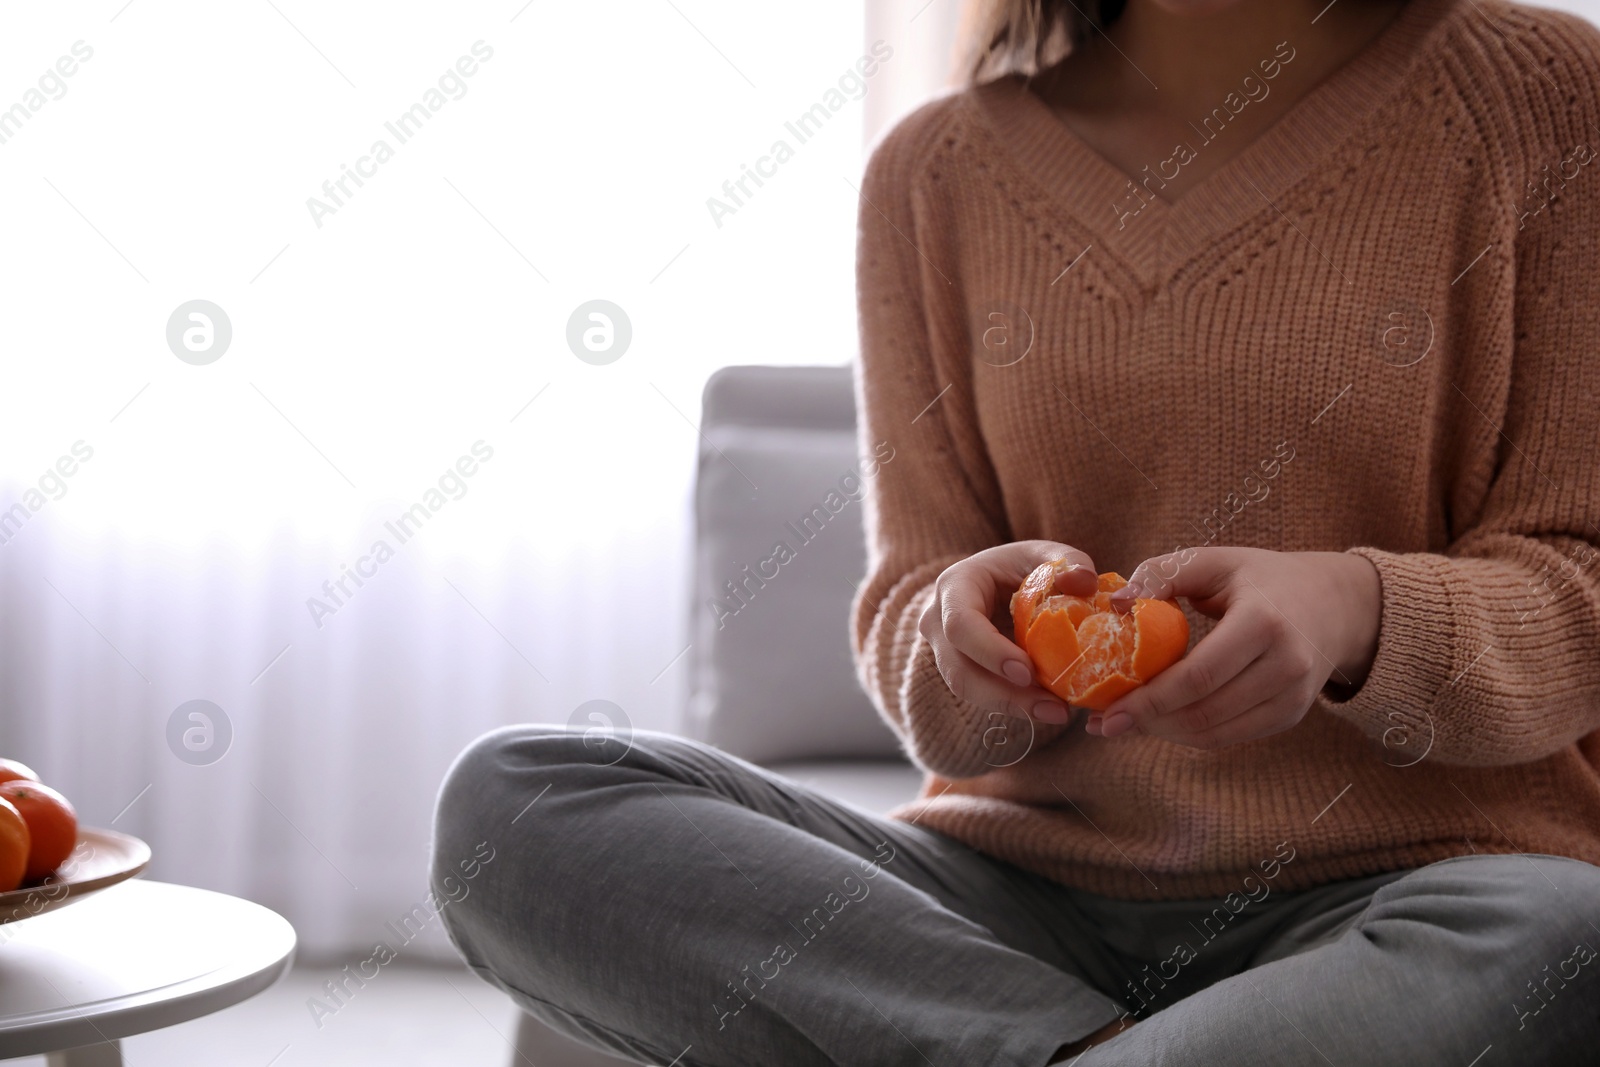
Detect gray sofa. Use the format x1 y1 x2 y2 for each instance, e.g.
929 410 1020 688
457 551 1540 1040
508 363 925 1065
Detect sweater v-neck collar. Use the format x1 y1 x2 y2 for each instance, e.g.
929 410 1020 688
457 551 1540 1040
962 0 1464 283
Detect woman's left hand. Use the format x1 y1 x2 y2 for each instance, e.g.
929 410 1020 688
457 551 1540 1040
1088 547 1383 748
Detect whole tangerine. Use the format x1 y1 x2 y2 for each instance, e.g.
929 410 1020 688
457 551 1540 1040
0 759 39 787
0 781 77 883
0 797 28 893
1011 559 1190 713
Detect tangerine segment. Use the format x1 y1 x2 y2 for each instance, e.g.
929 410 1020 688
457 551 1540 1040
1010 563 1190 712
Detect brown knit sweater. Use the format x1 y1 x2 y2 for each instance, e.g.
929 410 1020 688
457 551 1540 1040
850 0 1600 900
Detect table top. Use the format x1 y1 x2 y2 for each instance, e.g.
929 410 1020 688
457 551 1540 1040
0 879 296 1057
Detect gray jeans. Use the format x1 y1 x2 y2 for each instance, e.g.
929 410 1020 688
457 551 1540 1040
430 725 1600 1066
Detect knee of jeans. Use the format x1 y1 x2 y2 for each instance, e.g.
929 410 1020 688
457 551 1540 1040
1538 853 1600 895
1413 852 1600 897
428 724 694 884
1506 853 1600 911
434 724 583 841
427 725 715 987
1367 854 1600 955
428 727 588 954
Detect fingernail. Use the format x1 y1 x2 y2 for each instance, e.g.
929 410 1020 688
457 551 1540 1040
1003 660 1033 687
1085 715 1102 735
1033 700 1071 724
1100 712 1133 737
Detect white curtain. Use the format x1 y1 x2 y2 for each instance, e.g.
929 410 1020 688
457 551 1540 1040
0 0 963 957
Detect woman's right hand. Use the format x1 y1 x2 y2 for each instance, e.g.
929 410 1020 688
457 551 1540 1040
917 540 1099 726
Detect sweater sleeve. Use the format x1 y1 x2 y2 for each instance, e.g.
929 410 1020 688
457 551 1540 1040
848 102 1072 780
1319 15 1600 767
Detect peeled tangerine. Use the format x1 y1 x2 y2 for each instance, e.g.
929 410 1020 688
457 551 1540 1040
1010 560 1190 713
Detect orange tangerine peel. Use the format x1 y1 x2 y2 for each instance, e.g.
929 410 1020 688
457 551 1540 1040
1009 560 1190 713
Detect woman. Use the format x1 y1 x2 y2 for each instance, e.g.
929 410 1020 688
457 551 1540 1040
431 0 1600 1062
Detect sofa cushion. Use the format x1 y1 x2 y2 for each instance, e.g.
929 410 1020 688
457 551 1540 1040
684 365 908 765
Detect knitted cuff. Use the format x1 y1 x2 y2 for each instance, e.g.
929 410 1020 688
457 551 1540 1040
898 609 1072 779
1316 546 1463 744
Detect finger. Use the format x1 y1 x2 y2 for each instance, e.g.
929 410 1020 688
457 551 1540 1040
947 544 1096 686
1098 608 1268 736
1042 556 1100 598
922 621 1074 724
941 573 1040 687
992 540 1100 602
1159 688 1314 750
1120 647 1284 740
1002 539 1099 583
1107 546 1241 614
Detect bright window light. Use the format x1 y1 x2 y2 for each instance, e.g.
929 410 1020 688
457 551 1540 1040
0 1 872 560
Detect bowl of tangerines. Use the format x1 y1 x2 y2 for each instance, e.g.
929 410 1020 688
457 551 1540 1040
0 759 151 924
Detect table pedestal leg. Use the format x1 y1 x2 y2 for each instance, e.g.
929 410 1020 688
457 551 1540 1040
46 1041 122 1067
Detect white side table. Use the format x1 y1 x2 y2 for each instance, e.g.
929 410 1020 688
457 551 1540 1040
0 879 296 1066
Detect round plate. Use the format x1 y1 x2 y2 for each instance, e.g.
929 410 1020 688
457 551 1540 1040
0 828 151 924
